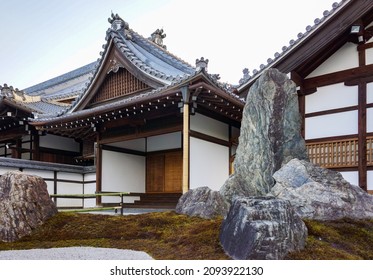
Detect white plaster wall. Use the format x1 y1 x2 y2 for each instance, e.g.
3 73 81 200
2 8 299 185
368 83 373 104
83 172 97 207
305 83 357 114
147 132 181 152
40 134 80 152
109 138 146 152
307 43 358 78
22 169 54 179
101 150 145 203
366 48 373 65
190 113 229 141
55 182 83 208
190 137 229 191
367 108 373 133
57 172 83 181
340 171 359 187
305 111 358 140
368 171 373 191
0 166 16 175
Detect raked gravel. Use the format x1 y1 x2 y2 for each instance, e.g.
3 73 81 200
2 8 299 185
0 247 153 260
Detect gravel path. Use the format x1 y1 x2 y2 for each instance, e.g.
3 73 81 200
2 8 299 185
0 247 153 260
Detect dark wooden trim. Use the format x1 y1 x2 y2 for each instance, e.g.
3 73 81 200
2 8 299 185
303 64 373 90
305 105 358 118
306 134 359 143
99 125 182 145
358 82 367 191
189 130 230 147
306 132 373 143
357 42 373 51
102 144 146 156
96 136 102 206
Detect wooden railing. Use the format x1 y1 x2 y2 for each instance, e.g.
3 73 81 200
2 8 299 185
306 136 373 168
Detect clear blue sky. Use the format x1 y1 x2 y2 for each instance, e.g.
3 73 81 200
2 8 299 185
0 0 337 89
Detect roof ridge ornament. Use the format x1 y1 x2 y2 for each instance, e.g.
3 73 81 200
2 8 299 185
149 29 167 49
195 57 209 72
108 13 132 40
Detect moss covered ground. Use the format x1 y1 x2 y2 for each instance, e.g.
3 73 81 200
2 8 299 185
0 211 372 260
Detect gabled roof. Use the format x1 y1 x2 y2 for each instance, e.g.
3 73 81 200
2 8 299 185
237 0 373 95
69 13 197 112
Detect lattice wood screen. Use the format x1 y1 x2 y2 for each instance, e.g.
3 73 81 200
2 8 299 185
89 68 150 106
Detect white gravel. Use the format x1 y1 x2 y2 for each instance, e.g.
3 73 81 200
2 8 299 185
0 247 153 260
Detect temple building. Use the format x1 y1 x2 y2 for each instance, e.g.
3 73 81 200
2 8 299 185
0 13 243 208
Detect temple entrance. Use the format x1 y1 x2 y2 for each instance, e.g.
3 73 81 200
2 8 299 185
146 150 182 193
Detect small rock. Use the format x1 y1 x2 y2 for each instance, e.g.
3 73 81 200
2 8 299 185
0 171 58 242
219 196 307 260
176 186 229 219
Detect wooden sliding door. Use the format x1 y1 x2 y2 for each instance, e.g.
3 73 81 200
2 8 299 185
146 150 182 193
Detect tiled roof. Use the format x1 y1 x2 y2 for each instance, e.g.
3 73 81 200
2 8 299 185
237 0 349 88
24 62 96 95
69 13 203 112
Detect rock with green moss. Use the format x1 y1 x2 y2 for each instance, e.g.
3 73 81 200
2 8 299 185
220 69 308 203
0 171 58 242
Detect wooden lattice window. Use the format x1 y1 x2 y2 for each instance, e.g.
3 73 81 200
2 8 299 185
89 68 150 106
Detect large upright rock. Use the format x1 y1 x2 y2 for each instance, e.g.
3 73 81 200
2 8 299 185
270 159 373 220
0 171 58 242
220 197 307 260
221 69 308 202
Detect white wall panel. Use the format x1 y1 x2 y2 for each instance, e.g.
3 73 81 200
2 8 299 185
190 137 229 191
22 169 54 179
56 182 83 207
367 108 373 133
340 171 359 187
368 171 373 191
368 83 373 104
366 48 373 65
307 43 358 78
147 132 181 152
102 150 145 203
0 166 16 175
305 111 358 139
305 83 357 114
191 113 229 141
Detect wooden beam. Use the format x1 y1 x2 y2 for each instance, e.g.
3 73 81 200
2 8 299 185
95 135 102 206
181 86 190 194
303 64 373 90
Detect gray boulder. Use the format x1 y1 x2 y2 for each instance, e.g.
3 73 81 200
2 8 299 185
271 159 373 220
175 186 229 219
221 69 307 202
0 171 58 242
220 196 307 260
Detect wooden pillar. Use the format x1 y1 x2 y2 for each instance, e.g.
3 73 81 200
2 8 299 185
95 135 103 205
33 134 40 161
181 86 190 194
357 42 367 191
358 82 367 191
